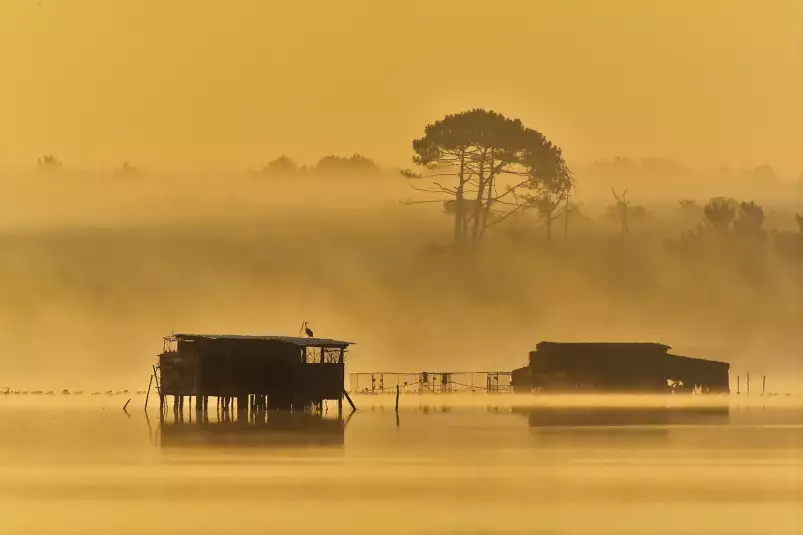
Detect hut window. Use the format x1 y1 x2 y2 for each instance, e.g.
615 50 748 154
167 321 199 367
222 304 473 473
322 348 340 363
305 347 323 364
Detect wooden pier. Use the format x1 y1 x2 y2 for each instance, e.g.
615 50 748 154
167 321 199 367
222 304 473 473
349 371 513 394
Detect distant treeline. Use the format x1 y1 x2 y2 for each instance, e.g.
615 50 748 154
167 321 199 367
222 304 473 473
32 152 385 178
252 154 382 177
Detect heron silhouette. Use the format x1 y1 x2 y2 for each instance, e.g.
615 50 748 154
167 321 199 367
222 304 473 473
303 322 314 338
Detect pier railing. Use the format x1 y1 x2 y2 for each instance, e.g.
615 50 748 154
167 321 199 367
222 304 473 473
348 372 513 394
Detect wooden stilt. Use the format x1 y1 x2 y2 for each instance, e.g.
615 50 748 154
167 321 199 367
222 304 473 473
237 395 248 421
144 375 153 412
343 389 357 412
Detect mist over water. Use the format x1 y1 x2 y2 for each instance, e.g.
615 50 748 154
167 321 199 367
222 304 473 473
1 396 802 535
0 168 801 392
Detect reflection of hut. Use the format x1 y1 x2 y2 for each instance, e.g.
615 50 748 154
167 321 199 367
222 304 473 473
516 405 731 427
512 405 730 445
158 333 353 414
160 413 345 449
511 342 730 394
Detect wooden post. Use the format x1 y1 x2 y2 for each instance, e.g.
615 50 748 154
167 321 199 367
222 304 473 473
343 389 357 411
762 376 766 395
144 375 153 412
395 384 400 412
737 375 740 395
338 347 345 418
563 191 570 242
153 365 164 419
747 373 751 396
237 395 248 421
152 365 161 395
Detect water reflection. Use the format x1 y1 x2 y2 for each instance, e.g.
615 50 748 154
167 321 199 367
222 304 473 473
514 404 731 427
159 412 346 449
509 404 731 444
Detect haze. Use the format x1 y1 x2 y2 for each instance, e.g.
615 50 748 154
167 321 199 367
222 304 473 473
0 0 802 393
1 0 801 173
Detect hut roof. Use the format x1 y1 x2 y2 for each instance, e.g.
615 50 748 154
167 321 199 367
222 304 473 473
173 333 353 348
533 341 729 367
535 341 671 352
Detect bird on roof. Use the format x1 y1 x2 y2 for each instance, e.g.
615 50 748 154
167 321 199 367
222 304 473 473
304 322 314 338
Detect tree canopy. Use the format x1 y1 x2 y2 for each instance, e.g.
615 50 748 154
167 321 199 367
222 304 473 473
316 154 379 176
36 154 62 171
262 155 299 177
405 109 570 244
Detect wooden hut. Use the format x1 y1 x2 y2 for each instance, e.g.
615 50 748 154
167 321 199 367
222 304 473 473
158 333 353 414
511 341 730 394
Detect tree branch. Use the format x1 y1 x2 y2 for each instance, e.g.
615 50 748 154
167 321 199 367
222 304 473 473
484 203 528 228
399 199 450 206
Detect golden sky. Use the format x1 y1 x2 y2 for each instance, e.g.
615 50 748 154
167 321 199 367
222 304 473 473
0 0 801 174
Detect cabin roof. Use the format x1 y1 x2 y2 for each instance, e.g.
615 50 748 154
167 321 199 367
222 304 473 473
533 341 728 366
535 341 671 352
172 333 353 348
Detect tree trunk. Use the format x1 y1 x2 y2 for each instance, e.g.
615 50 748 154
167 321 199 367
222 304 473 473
622 205 629 235
471 152 487 242
453 150 467 243
563 194 570 242
479 162 496 240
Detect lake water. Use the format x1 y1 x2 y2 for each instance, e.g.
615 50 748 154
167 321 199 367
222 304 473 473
1 395 802 534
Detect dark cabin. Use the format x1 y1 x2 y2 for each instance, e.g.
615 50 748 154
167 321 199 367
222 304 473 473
159 333 353 412
511 341 730 394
